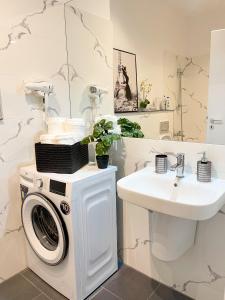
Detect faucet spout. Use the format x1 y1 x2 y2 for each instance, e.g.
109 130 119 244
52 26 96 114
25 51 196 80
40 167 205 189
170 163 179 170
170 153 185 178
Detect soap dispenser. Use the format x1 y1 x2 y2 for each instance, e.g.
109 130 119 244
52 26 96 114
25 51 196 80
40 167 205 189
197 152 212 182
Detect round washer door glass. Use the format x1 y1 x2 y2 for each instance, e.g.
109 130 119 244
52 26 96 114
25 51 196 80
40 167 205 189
32 205 59 251
22 193 68 265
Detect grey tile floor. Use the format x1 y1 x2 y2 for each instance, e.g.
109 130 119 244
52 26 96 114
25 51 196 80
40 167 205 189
0 265 194 300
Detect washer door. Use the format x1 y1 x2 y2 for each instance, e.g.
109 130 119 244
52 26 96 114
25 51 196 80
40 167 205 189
22 193 68 265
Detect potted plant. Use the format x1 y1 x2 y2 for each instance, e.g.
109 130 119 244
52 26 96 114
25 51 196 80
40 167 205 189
139 99 150 109
117 118 144 138
81 119 121 169
139 79 152 111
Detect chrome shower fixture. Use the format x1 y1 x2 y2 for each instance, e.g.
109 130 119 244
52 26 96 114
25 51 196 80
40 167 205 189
24 81 53 97
24 81 54 123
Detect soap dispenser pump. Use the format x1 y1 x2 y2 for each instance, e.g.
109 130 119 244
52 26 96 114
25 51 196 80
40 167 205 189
197 152 212 182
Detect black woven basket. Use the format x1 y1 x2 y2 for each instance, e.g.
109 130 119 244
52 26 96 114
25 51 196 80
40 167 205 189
35 142 89 174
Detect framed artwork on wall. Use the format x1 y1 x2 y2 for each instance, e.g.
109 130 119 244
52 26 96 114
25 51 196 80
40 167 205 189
113 48 138 113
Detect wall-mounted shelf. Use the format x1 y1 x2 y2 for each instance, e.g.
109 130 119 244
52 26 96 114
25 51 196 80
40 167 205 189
115 109 175 115
138 109 175 113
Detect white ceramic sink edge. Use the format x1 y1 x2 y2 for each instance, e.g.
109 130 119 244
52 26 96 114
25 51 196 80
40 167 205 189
117 167 225 221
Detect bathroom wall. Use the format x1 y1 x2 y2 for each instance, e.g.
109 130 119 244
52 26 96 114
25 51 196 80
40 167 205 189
186 9 225 57
112 137 225 300
73 0 110 20
0 0 112 283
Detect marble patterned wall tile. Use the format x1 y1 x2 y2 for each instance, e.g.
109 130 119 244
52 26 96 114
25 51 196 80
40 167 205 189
0 230 26 284
0 115 44 280
0 2 70 118
0 0 68 282
180 55 209 142
71 0 110 20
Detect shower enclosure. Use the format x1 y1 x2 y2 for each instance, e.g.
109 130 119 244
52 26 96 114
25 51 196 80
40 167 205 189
164 52 209 143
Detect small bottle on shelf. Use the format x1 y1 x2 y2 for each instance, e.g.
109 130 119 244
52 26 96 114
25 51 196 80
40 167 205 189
166 97 171 110
160 96 167 111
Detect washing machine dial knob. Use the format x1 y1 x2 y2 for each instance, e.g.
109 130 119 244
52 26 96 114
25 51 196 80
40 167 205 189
36 178 43 188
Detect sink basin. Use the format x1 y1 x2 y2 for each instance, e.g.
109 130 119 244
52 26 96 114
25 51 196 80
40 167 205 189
117 167 225 220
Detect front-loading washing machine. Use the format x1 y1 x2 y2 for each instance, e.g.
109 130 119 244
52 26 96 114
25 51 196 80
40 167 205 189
20 164 118 300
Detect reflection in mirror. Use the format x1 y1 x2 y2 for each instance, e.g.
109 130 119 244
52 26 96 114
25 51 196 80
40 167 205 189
65 1 114 131
111 0 225 144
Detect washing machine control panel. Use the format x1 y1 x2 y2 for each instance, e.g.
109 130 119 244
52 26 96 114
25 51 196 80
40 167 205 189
49 179 66 197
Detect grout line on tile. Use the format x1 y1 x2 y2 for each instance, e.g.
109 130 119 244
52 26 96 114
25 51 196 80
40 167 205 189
20 273 52 300
87 287 104 299
102 286 124 299
21 268 30 275
32 292 45 300
147 283 161 300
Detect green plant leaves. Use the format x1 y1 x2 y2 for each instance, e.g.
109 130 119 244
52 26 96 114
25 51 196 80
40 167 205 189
81 118 121 156
117 118 144 138
132 129 144 138
104 121 113 130
93 126 104 138
101 136 111 147
96 142 110 156
139 99 150 109
93 120 113 138
81 135 93 144
111 134 121 141
82 117 143 154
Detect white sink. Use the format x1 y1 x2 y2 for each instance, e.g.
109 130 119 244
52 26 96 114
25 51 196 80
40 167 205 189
117 167 225 221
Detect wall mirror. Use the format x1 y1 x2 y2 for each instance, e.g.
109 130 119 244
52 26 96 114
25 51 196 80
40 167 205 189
65 1 113 128
111 0 225 145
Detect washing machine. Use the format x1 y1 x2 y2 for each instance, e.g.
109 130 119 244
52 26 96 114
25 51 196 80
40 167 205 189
20 164 118 300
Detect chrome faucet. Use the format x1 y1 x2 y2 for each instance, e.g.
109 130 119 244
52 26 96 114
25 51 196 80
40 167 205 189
170 153 185 178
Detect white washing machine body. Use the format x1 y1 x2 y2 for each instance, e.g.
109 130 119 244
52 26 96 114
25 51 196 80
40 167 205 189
20 165 118 300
